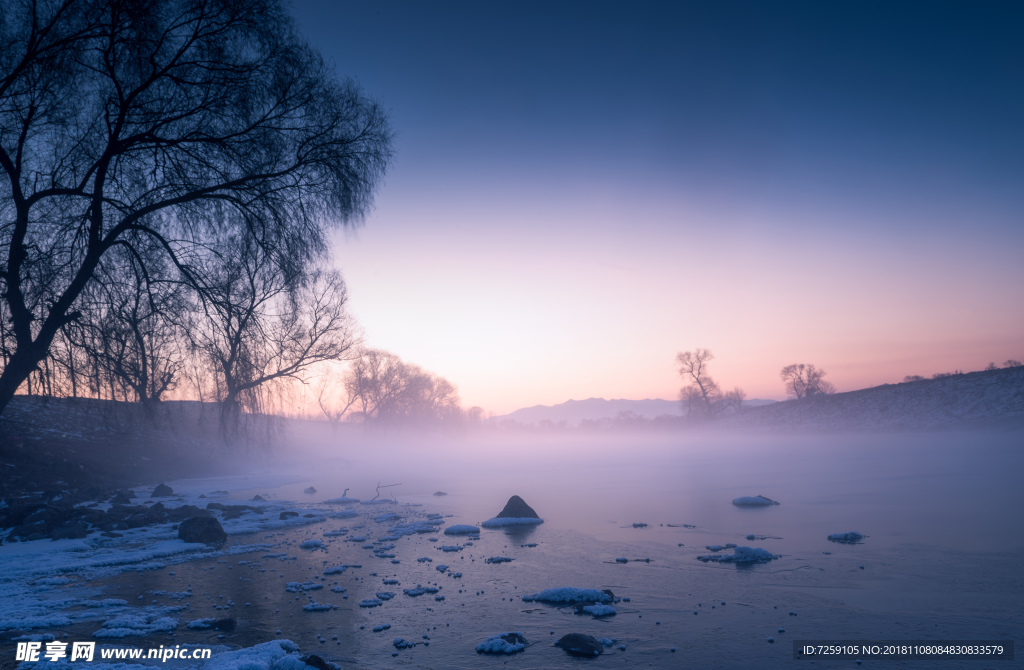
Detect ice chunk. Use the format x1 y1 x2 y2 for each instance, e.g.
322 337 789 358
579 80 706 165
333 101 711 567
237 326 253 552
484 556 513 564
403 586 439 596
443 524 480 536
581 604 616 617
476 632 528 654
358 598 382 608
827 531 864 543
696 546 778 564
299 540 323 550
522 588 614 604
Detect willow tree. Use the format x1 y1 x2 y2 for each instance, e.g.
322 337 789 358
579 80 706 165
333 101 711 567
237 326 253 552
0 0 391 416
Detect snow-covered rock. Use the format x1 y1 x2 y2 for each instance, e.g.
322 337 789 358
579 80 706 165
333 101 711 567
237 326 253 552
443 524 479 536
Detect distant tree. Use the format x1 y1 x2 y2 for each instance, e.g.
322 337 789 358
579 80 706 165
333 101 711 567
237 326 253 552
676 349 745 419
780 363 835 399
466 406 485 424
985 362 999 371
903 375 925 383
343 348 461 425
0 0 391 418
1005 359 1023 368
676 349 720 417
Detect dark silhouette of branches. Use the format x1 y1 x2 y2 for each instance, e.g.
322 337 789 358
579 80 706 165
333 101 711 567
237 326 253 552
0 0 391 417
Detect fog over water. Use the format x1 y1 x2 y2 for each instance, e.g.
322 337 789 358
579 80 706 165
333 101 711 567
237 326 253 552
114 426 1017 668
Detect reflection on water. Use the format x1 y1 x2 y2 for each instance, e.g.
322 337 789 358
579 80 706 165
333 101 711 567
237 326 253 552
95 429 1024 668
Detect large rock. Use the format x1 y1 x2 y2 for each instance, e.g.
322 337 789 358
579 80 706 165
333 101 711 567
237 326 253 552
555 633 602 657
152 483 174 497
177 516 226 545
495 495 539 519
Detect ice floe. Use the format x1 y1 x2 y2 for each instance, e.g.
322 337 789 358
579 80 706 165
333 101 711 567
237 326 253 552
580 604 616 617
696 546 779 564
476 632 528 654
443 524 479 536
522 588 615 604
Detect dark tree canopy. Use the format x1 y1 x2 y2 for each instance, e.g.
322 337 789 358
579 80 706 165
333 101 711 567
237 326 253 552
0 0 392 416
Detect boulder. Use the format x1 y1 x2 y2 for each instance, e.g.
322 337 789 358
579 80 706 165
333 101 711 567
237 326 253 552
280 511 299 520
152 483 174 497
177 516 226 545
304 486 317 494
555 633 602 657
252 495 266 502
50 520 89 540
495 495 539 519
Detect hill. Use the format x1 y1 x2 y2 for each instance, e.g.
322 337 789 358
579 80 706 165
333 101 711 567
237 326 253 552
715 366 1024 432
496 396 776 426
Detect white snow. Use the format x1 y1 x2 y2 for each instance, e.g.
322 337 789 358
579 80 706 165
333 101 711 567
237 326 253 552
93 613 178 638
581 604 616 616
203 639 304 670
480 517 544 528
358 598 382 608
403 586 438 596
522 588 614 604
476 632 527 654
298 540 323 550
443 524 480 535
301 600 333 612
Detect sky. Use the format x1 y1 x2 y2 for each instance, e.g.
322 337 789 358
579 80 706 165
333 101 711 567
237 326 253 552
289 0 1024 414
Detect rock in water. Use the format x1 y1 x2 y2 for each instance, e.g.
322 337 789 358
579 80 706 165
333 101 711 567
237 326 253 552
555 633 602 657
177 516 227 545
433 491 448 496
252 495 266 502
152 483 173 497
304 486 317 494
299 654 335 670
496 495 540 519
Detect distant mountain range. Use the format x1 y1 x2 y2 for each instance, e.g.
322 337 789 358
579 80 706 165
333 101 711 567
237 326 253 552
495 396 777 426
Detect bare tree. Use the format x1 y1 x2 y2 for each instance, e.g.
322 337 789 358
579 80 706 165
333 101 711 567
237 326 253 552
0 0 391 417
780 363 836 399
343 348 461 425
676 348 720 418
191 232 357 434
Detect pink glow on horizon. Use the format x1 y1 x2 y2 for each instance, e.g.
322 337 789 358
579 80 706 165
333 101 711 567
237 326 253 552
329 185 1024 415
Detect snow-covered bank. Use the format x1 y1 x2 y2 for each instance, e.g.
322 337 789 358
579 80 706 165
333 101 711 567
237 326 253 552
715 366 1024 432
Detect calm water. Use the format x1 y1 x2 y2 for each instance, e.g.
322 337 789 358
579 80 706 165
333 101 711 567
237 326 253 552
86 429 1024 668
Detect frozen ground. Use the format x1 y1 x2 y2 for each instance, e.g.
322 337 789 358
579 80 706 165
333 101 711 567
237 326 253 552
2 429 1022 669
